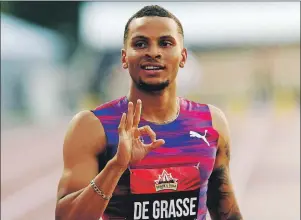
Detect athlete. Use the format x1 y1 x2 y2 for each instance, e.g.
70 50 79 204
55 5 243 220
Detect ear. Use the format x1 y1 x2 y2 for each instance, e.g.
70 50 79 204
121 49 128 69
179 48 188 68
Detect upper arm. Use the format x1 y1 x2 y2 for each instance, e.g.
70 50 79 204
56 110 106 201
207 105 242 219
209 104 231 169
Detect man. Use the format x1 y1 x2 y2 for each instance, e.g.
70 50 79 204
55 5 243 220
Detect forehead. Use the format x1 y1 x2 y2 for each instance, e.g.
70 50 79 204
128 16 181 40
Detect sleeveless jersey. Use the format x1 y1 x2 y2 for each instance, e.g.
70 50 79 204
92 96 219 220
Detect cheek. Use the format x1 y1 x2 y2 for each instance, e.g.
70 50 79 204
127 52 141 69
128 62 140 71
165 48 181 61
165 53 181 70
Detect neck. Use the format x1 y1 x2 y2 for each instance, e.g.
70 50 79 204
127 81 179 124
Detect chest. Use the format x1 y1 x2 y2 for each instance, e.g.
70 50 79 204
130 119 219 184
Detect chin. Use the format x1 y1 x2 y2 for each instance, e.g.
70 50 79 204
136 78 170 92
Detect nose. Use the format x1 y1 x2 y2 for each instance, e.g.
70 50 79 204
145 45 161 59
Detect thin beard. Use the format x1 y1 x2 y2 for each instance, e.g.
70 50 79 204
135 78 170 93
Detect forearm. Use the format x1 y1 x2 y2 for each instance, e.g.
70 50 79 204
208 199 243 220
207 166 243 220
56 158 126 220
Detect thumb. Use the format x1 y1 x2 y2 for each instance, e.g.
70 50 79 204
146 139 165 153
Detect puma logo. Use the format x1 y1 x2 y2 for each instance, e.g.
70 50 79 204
189 130 210 146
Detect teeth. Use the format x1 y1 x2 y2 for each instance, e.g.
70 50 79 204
144 66 161 70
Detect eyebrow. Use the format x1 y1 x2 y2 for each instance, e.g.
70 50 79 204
159 35 176 40
131 35 176 41
131 35 148 41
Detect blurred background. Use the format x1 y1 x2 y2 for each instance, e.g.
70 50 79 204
1 2 300 220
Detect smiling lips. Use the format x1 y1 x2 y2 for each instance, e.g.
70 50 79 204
140 63 165 73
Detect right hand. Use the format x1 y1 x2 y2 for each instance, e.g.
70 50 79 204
113 99 165 169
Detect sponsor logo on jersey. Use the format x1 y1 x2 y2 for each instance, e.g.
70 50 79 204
154 170 178 192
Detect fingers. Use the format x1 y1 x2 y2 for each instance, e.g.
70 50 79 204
133 127 140 139
137 125 164 149
132 126 150 140
133 125 156 142
135 125 164 143
123 100 142 132
125 102 134 131
145 139 165 153
118 113 126 134
133 99 142 128
141 125 156 142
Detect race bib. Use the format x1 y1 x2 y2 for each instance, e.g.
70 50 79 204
128 166 201 220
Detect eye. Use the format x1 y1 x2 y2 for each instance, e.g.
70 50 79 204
134 41 147 48
160 40 173 47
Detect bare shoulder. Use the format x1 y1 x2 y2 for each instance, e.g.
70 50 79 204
56 110 106 200
207 104 230 144
69 110 101 128
63 110 106 162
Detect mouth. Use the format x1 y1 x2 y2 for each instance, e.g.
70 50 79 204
140 63 165 72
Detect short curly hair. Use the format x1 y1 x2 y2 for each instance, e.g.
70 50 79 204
123 5 184 44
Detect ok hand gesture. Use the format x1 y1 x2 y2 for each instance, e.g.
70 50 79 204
114 100 165 168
